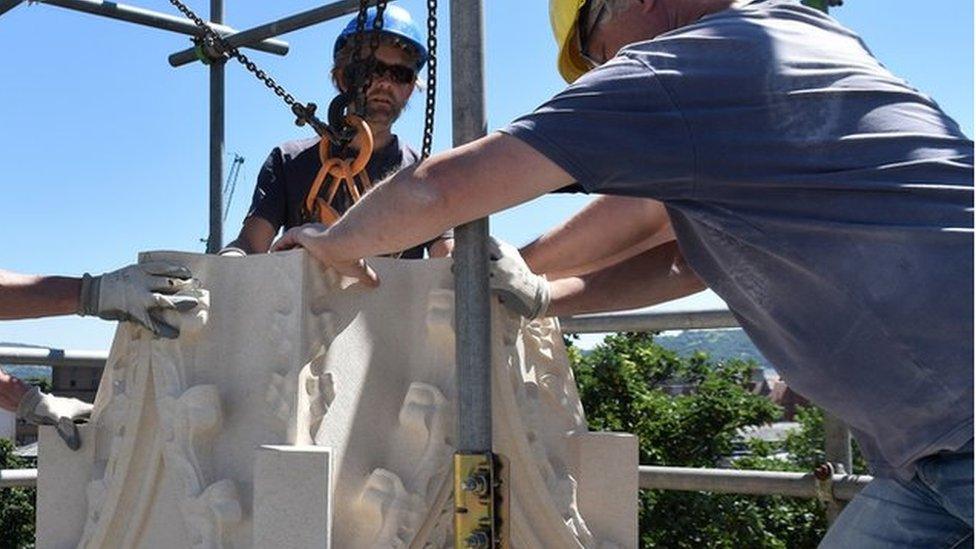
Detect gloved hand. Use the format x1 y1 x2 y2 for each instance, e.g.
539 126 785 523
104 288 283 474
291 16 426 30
488 238 551 319
16 386 93 450
79 261 200 339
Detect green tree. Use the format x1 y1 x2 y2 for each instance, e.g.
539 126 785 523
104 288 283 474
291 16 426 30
23 378 51 394
0 438 35 549
569 332 836 548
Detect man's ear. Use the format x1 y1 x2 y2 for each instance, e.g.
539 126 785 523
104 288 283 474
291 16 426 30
640 0 657 14
333 66 348 92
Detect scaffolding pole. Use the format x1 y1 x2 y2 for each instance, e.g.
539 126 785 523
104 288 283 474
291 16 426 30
0 347 107 368
206 0 224 253
0 0 23 16
168 0 385 67
560 309 739 334
0 0 288 55
451 0 490 455
823 412 854 522
639 466 870 501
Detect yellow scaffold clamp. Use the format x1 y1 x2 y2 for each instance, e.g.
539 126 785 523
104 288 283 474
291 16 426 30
454 452 509 548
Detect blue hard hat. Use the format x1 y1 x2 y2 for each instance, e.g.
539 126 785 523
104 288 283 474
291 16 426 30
333 5 427 70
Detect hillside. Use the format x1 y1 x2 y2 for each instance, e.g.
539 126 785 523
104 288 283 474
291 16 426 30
655 329 776 373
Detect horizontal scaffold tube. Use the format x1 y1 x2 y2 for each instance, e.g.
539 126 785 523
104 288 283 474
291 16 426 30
639 465 871 501
168 0 384 67
559 309 739 334
0 468 37 488
24 0 288 55
3 466 874 500
0 347 107 368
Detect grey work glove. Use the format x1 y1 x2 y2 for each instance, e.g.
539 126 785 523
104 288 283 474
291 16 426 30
488 238 551 320
17 386 93 451
79 261 200 339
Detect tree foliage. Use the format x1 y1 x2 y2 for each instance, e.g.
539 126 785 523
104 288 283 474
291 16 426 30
568 332 840 548
0 438 35 549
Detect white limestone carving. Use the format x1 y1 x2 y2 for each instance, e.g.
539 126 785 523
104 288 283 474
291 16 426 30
38 251 637 548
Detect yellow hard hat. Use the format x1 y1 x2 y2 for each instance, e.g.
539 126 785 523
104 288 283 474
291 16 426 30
550 0 592 84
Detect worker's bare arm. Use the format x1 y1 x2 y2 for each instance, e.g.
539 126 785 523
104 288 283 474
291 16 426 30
546 240 707 317
0 368 31 411
545 223 677 280
521 195 672 276
0 270 81 319
273 133 575 280
226 216 278 254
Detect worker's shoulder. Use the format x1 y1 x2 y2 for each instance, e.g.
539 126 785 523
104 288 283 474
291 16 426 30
398 139 421 165
272 136 321 160
371 134 420 168
619 1 853 72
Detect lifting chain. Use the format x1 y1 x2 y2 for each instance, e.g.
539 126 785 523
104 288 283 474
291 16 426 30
327 0 388 146
421 0 437 159
167 0 435 155
350 0 388 119
167 0 334 141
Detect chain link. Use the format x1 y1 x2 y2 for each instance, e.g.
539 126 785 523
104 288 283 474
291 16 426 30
167 0 428 148
421 0 437 159
168 0 343 136
348 0 388 117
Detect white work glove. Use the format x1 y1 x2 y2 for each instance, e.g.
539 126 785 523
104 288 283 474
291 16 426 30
16 386 93 451
488 238 551 320
79 261 200 339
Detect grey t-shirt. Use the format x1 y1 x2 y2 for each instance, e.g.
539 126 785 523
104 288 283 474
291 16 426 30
502 0 973 479
247 135 445 259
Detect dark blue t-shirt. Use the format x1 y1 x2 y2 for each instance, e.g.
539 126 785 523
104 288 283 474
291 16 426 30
247 135 442 259
503 0 974 479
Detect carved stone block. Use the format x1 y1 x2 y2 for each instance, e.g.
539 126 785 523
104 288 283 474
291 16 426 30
253 445 332 548
36 251 637 548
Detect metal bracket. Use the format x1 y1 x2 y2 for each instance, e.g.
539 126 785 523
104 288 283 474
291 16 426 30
813 462 835 504
454 452 509 548
192 35 229 65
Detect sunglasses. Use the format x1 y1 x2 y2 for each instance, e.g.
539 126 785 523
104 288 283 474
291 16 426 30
577 0 609 68
370 60 417 85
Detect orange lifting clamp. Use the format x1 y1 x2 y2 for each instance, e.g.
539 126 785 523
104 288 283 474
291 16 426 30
303 115 375 227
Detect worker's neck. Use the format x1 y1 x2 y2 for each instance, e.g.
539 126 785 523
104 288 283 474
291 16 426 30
679 0 738 24
371 126 394 150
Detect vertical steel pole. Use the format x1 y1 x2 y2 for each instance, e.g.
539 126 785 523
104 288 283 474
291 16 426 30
824 413 853 474
450 0 490 453
206 0 224 253
823 412 853 523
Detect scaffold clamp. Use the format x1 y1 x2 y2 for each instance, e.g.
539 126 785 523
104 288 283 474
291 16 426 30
454 452 509 548
814 462 836 504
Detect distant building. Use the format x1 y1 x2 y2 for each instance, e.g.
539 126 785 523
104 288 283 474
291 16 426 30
0 408 16 444
752 372 810 421
51 364 102 403
10 363 102 445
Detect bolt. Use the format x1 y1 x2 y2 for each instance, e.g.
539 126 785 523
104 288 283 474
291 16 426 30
465 531 490 548
462 474 489 496
814 462 835 481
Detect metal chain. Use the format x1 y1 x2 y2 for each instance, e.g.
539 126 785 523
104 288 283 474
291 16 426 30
421 0 437 159
352 0 388 117
167 0 332 137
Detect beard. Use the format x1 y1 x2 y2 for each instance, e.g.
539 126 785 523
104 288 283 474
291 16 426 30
365 92 404 128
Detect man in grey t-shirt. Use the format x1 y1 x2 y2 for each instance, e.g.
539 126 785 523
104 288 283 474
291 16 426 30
272 1 973 544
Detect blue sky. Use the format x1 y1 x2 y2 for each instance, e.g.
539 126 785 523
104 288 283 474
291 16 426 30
0 0 972 351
